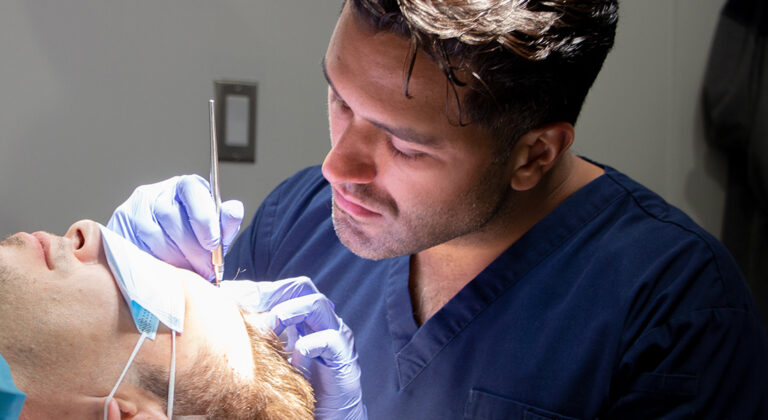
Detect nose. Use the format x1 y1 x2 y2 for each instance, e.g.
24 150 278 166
321 120 379 186
64 219 102 264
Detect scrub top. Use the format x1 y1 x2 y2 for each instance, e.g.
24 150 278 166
226 163 768 419
0 354 24 420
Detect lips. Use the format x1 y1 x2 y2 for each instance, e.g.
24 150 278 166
31 231 53 269
333 187 382 218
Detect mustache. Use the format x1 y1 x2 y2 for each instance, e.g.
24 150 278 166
342 184 397 214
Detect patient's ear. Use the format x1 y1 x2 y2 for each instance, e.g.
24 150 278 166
104 386 169 420
105 398 127 420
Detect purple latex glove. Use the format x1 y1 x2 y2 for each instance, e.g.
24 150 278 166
108 175 243 280
220 277 367 420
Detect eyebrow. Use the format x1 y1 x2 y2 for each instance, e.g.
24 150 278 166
321 57 443 148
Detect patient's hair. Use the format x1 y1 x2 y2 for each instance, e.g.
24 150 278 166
137 315 314 419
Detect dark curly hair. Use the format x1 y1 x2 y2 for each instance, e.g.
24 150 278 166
350 0 619 151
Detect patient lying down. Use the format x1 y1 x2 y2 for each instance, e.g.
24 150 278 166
0 219 314 419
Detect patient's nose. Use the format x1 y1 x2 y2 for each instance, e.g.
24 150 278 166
64 219 101 263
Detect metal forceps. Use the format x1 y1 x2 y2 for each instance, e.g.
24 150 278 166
208 99 224 287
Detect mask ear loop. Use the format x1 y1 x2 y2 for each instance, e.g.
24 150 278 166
104 332 148 420
167 330 176 417
102 331 177 419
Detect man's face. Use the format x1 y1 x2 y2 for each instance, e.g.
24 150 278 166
321 3 515 259
0 220 256 418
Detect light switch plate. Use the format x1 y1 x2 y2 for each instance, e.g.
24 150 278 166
214 80 257 163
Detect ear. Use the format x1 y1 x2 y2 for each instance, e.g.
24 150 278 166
105 398 130 420
104 387 169 420
508 122 574 191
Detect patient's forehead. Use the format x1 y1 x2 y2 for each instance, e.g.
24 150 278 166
178 273 256 381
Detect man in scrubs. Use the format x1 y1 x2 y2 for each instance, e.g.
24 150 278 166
110 0 768 418
0 220 315 419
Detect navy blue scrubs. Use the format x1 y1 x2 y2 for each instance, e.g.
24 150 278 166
226 163 768 419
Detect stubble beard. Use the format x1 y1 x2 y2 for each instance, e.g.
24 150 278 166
0 235 25 291
331 165 513 261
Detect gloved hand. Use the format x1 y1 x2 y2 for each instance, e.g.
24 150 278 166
108 175 244 280
220 278 367 420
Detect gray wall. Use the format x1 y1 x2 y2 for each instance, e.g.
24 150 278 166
578 0 728 237
1 0 728 241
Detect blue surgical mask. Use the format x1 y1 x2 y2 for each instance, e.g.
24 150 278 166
99 225 186 419
100 225 185 338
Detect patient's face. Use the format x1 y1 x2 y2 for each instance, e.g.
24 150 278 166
0 220 256 417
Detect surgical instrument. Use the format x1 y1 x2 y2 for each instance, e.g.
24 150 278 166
209 99 224 287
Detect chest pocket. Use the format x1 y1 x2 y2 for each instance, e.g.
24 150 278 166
464 389 582 420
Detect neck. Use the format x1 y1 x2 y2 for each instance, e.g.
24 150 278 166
409 154 603 325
